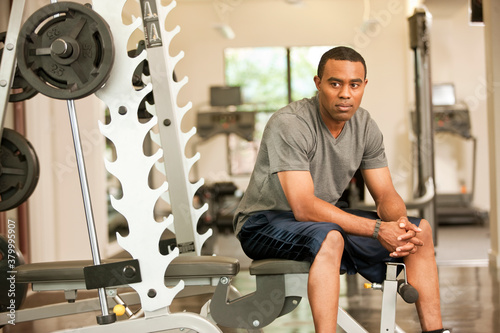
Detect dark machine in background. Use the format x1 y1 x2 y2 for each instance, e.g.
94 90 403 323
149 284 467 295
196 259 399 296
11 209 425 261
431 84 487 224
197 111 254 142
409 7 438 240
209 86 242 108
196 86 255 233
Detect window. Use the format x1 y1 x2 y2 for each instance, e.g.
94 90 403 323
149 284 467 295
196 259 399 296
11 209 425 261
225 46 332 110
225 47 288 112
224 46 332 175
290 46 333 100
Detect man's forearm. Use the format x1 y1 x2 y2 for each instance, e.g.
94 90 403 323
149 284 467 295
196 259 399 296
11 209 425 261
376 194 407 222
296 196 380 237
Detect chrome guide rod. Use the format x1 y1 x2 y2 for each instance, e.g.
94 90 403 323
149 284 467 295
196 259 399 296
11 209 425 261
66 99 110 320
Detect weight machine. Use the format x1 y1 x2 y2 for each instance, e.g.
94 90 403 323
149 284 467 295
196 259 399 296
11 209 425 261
409 6 438 240
0 1 421 332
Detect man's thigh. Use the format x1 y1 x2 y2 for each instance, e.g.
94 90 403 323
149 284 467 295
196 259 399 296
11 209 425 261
238 209 422 283
238 211 344 263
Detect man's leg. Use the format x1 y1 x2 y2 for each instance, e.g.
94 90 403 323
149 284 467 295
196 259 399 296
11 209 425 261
404 218 443 331
308 230 344 333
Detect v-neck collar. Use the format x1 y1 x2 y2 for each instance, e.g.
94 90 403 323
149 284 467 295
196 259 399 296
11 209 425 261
315 98 348 144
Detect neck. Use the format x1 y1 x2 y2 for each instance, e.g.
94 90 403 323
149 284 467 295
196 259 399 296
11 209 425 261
320 110 345 138
329 123 345 138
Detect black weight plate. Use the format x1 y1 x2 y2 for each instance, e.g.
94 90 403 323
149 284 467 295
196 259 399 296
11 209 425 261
16 2 114 100
0 128 40 212
8 71 38 103
0 32 38 102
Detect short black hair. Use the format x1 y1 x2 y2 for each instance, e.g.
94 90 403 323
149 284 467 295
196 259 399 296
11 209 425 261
317 46 367 79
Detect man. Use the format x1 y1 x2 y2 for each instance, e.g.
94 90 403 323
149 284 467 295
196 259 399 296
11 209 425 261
233 46 448 333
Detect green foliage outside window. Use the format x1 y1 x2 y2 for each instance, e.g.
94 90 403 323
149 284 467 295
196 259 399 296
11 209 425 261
223 45 332 175
225 47 288 111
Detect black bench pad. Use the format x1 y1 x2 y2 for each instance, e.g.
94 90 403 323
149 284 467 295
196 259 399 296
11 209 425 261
249 259 310 276
15 256 240 283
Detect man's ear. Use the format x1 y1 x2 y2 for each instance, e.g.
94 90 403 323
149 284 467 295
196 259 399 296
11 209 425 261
314 75 321 90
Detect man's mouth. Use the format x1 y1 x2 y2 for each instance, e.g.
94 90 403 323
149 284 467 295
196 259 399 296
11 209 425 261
336 104 352 111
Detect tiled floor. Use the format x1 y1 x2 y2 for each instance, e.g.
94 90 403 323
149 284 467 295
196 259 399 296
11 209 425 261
2 223 499 333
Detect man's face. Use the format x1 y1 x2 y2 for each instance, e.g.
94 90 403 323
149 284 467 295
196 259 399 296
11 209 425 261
314 59 368 125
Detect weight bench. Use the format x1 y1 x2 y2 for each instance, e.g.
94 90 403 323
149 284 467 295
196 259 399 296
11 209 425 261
0 255 239 326
211 258 417 333
1 253 416 332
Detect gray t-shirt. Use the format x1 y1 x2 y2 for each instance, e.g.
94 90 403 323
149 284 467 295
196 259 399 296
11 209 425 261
233 96 387 235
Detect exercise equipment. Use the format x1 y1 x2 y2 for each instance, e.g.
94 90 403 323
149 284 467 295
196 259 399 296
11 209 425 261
197 181 240 232
0 254 239 331
129 39 155 119
211 259 417 333
0 254 415 333
196 110 256 178
0 0 25 138
16 2 114 100
94 0 186 319
197 111 255 142
137 0 212 257
0 32 38 102
0 128 40 212
15 0 119 325
67 95 116 325
431 85 486 224
409 7 438 240
112 304 126 316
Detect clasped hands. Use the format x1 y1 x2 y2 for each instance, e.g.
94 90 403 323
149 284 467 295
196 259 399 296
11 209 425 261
378 217 423 258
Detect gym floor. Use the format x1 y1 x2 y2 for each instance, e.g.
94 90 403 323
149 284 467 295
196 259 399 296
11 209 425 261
2 222 498 333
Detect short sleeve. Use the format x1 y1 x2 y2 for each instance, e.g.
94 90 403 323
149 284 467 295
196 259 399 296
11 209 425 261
360 118 388 169
265 113 314 174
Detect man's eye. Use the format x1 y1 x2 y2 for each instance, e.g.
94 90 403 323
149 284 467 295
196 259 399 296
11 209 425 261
351 83 359 88
331 82 340 87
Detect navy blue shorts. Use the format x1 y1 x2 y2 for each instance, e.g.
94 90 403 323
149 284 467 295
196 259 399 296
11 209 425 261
238 209 421 283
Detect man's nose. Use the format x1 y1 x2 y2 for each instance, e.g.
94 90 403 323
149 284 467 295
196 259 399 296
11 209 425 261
339 85 351 99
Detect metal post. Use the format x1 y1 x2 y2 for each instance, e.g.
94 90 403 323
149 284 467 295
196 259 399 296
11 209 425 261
139 0 208 255
66 100 115 325
379 264 399 333
409 7 437 243
0 0 25 139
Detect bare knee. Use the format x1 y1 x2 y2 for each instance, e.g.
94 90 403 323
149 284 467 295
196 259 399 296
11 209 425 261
316 230 344 261
418 219 433 243
415 219 437 258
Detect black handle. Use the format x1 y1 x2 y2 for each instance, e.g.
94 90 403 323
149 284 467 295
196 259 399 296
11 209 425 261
398 279 419 303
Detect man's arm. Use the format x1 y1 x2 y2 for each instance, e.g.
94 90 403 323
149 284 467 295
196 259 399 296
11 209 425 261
362 167 423 252
278 170 377 237
361 167 407 222
277 170 422 256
